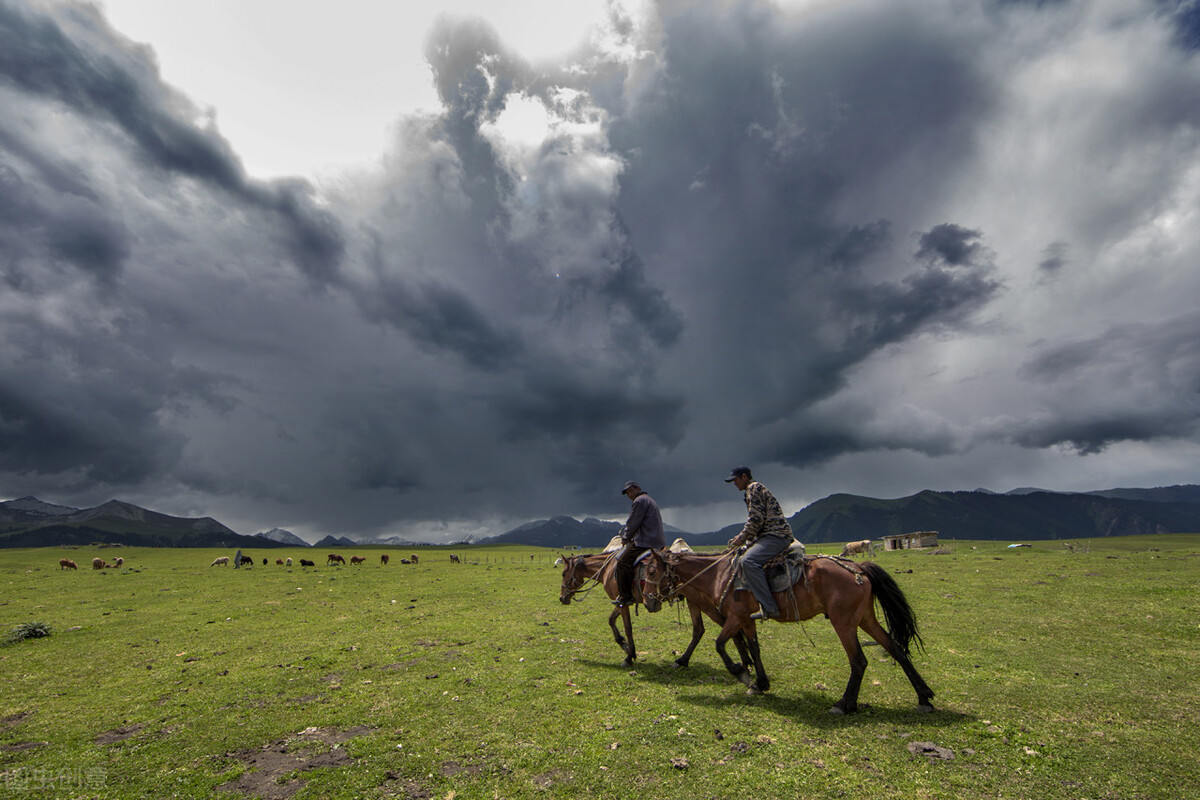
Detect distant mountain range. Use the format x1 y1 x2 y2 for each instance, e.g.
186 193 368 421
0 496 281 549
254 527 310 547
486 484 1200 548
4 485 1199 549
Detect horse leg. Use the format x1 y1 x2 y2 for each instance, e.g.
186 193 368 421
619 605 637 667
745 635 771 694
715 616 757 690
859 615 936 712
829 618 869 715
732 630 754 673
673 602 706 668
608 606 634 666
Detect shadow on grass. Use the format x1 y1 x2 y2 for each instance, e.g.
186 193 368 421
675 689 976 728
574 657 975 727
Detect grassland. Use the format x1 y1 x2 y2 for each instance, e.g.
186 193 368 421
1 537 1197 799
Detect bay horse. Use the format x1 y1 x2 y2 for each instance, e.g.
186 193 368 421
559 551 752 671
641 549 935 714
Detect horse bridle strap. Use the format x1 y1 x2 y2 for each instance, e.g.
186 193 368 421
566 550 620 602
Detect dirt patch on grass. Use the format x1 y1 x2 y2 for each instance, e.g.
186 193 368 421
215 726 374 800
379 771 432 799
96 723 146 745
530 768 573 790
1 711 31 728
1 740 48 752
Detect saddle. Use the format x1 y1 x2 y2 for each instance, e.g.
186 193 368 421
732 540 809 593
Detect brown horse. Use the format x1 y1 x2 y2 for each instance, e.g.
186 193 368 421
559 551 751 671
641 550 935 714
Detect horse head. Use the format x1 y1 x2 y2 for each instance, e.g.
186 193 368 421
640 550 675 612
559 555 586 604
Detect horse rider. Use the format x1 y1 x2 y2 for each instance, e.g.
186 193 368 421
613 481 666 607
726 466 793 621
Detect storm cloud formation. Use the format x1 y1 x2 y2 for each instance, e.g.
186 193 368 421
2 0 1199 541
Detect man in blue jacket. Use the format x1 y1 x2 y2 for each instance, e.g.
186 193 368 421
614 481 665 607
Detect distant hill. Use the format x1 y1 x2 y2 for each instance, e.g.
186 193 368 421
1084 485 1200 503
788 488 1200 543
0 496 283 549
479 516 625 548
313 535 359 548
479 485 1200 548
255 527 311 547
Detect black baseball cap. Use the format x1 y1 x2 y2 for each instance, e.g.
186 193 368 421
725 466 752 482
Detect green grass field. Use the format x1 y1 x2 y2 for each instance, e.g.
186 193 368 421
1 537 1197 799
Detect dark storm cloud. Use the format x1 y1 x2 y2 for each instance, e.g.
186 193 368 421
0 0 344 284
1164 0 1200 50
1010 313 1200 453
1038 241 1068 275
2 0 1199 539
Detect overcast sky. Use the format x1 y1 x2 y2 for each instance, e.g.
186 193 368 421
2 0 1199 543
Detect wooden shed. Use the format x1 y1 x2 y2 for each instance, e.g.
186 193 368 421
882 530 939 551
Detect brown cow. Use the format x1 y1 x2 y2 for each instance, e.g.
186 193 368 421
59 558 78 570
276 558 285 565
327 553 345 565
840 539 876 557
449 554 460 563
92 557 106 569
380 554 390 565
350 555 365 565
113 556 124 567
410 553 419 564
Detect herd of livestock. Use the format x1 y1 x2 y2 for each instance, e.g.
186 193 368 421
54 552 472 570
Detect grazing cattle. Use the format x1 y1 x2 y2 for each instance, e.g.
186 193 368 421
59 558 78 570
112 556 124 567
239 556 254 567
840 539 876 558
211 556 229 566
350 555 365 565
410 553 419 564
286 557 293 566
668 538 695 554
449 554 460 563
327 553 345 565
92 558 106 570
276 558 285 565
262 558 268 566
299 559 315 567
380 554 389 565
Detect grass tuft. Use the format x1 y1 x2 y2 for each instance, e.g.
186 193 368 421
6 620 52 643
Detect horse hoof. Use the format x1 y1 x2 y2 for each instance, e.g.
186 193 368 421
746 686 763 696
672 660 688 670
827 706 846 716
917 703 935 713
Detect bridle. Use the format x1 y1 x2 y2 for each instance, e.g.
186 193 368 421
641 551 678 607
561 552 617 603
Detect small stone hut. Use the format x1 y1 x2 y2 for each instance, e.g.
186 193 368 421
882 530 939 551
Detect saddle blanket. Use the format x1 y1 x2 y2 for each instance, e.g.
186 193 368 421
733 540 808 593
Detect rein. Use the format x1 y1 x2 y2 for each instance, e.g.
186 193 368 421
564 550 620 603
654 550 737 606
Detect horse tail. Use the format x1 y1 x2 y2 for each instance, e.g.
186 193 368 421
861 562 925 656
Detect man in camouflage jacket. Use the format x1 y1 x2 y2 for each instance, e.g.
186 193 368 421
726 466 793 620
